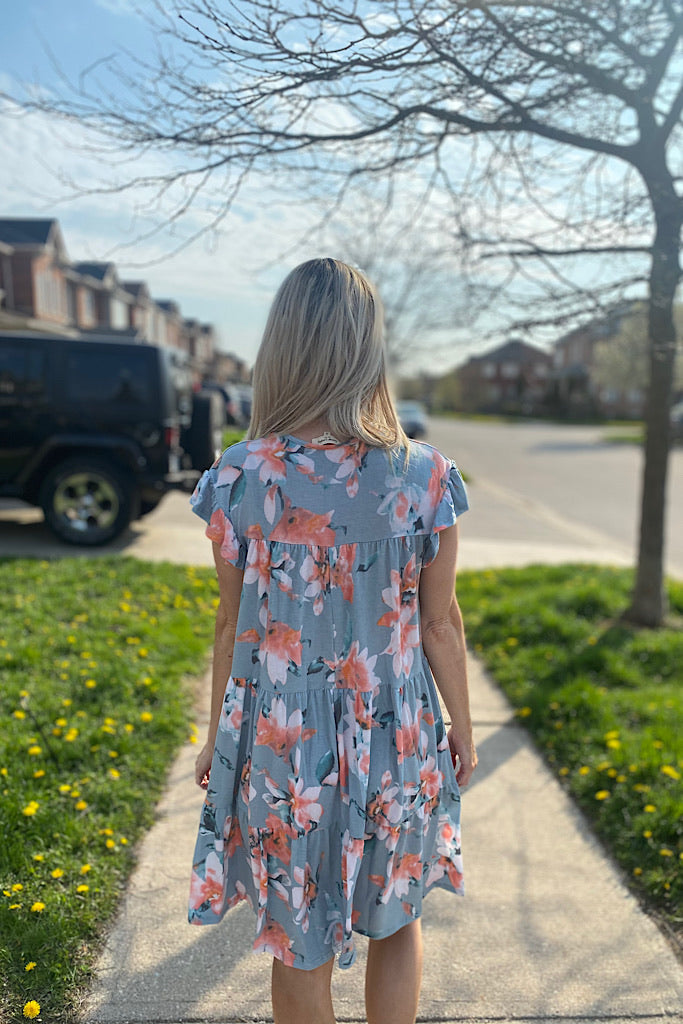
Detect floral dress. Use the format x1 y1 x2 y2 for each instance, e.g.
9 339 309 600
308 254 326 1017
188 433 469 970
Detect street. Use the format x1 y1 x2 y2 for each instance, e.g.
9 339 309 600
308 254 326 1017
1 417 681 578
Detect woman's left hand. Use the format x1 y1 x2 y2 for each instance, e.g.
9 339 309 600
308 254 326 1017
194 743 213 789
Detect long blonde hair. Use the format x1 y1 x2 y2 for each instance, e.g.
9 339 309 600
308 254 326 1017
247 258 408 449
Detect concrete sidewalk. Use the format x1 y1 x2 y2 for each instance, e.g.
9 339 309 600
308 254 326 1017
83 651 683 1024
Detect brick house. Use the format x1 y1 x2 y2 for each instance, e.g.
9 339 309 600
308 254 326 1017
456 338 552 414
550 302 643 418
0 218 71 329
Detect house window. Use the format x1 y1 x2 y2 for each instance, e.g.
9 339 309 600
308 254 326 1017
481 362 496 378
110 296 129 330
82 289 96 324
535 363 548 378
501 362 518 379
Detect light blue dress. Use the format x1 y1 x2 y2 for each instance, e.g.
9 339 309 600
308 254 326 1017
188 434 469 970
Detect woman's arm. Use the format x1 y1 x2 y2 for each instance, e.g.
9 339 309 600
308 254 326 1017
194 541 244 788
419 522 477 787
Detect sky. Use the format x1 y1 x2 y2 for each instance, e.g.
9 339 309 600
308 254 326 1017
0 2 663 375
0 0 335 370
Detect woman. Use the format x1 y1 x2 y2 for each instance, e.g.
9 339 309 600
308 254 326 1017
189 258 476 1024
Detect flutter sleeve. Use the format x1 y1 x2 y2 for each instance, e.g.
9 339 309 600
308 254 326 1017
422 461 469 566
190 459 247 569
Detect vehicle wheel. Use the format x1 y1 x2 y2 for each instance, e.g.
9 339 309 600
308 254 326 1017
183 391 226 472
40 457 138 546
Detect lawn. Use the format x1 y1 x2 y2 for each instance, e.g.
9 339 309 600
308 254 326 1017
0 558 218 1023
1 558 681 1022
456 564 683 938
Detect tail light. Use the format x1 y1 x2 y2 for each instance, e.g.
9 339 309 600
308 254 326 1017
165 425 180 450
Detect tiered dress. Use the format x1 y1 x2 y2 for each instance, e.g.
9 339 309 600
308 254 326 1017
188 433 469 969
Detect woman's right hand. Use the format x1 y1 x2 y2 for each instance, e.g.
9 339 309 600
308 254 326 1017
448 726 477 788
194 742 213 789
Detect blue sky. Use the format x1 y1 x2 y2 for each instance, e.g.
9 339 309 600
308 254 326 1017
0 0 320 367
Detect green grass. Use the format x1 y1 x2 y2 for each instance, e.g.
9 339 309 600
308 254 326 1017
0 558 218 1024
222 428 245 449
457 564 683 935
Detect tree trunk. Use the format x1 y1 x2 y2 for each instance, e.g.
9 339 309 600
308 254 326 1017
624 193 682 627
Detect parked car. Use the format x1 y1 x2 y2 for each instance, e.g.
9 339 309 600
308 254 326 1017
202 381 252 428
397 400 428 439
0 332 224 545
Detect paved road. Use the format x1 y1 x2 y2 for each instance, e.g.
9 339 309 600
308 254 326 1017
2 418 681 578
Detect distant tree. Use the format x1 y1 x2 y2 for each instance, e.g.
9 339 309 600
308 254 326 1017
592 303 683 397
10 1 682 624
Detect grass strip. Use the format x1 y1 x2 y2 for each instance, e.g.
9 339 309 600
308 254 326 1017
457 564 682 939
0 557 217 1023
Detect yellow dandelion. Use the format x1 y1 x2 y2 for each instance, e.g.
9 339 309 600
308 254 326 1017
33 770 45 779
76 884 89 893
75 800 87 811
517 707 532 718
596 760 611 771
51 868 64 879
9 903 22 910
140 711 153 723
99 827 114 836
606 739 621 750
22 801 39 816
84 679 97 689
62 698 72 707
660 848 674 857
604 730 620 741
13 709 26 719
189 734 198 744
27 745 42 756
64 728 79 742
652 739 664 749
607 768 618 778
32 853 44 862
633 867 643 876
595 790 610 800
58 784 71 794
105 838 116 849
11 883 23 892
578 766 590 776
633 783 650 793
0 767 7 776
108 750 118 758
25 962 36 971
30 902 45 912
80 864 91 874
119 836 128 845
661 765 681 781
23 1000 40 1019
70 789 80 798
124 723 134 733
559 767 569 776
55 717 67 727
643 829 653 837
119 601 131 612
109 768 121 779
644 804 656 813
137 648 149 658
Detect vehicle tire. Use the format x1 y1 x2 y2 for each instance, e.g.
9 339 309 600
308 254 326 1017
39 457 139 546
183 391 226 472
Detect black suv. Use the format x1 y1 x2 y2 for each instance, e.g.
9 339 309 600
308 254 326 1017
0 332 225 545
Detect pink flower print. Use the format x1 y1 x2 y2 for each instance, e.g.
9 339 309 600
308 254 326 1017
189 851 224 915
377 478 422 533
334 642 381 694
367 770 404 832
325 441 368 498
419 754 443 803
253 916 296 966
381 852 423 903
261 812 297 865
288 775 323 833
205 507 241 564
341 830 365 900
244 539 271 597
244 435 289 483
255 697 306 758
377 557 420 677
223 816 243 859
395 702 422 763
215 462 241 488
271 496 336 545
330 544 356 602
292 861 319 932
300 548 330 615
258 615 303 686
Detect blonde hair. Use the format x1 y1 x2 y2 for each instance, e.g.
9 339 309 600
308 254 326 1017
247 258 408 450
